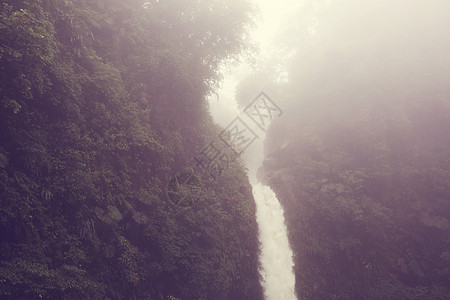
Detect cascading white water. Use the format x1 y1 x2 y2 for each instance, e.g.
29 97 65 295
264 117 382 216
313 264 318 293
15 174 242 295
207 0 301 297
252 182 297 300
210 88 297 299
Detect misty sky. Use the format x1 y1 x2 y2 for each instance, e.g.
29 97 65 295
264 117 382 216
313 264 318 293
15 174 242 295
214 2 450 299
209 0 300 125
209 0 450 173
208 0 303 177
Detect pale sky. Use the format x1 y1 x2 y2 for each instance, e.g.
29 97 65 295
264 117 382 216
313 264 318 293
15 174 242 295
208 0 302 126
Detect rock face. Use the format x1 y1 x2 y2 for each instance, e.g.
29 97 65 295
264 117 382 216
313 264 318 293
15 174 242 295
0 1 263 299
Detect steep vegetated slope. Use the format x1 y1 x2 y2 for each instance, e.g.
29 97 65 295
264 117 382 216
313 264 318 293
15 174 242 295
0 0 263 299
258 1 450 299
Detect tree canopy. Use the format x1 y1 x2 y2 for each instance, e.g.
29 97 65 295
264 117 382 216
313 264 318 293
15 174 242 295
0 0 263 299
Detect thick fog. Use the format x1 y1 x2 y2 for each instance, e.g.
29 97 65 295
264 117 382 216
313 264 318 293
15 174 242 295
212 0 450 150
264 0 450 156
2 0 450 298
211 0 450 298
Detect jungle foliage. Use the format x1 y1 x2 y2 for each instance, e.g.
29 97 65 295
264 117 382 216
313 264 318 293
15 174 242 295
257 1 450 299
0 0 262 299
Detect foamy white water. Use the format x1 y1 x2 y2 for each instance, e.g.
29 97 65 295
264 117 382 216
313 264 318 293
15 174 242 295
208 1 300 297
252 183 296 300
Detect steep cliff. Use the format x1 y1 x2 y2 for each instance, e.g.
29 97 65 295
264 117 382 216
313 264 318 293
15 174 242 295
258 2 450 298
0 1 263 299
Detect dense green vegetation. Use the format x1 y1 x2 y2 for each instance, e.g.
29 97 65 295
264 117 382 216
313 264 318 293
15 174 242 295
262 98 450 299
256 1 450 299
0 0 263 299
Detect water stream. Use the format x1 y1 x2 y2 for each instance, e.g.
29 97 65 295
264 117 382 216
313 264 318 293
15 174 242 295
208 0 300 295
252 182 297 300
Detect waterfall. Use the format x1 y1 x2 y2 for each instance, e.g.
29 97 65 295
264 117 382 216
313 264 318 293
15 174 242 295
209 92 297 299
207 1 300 295
252 182 297 300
